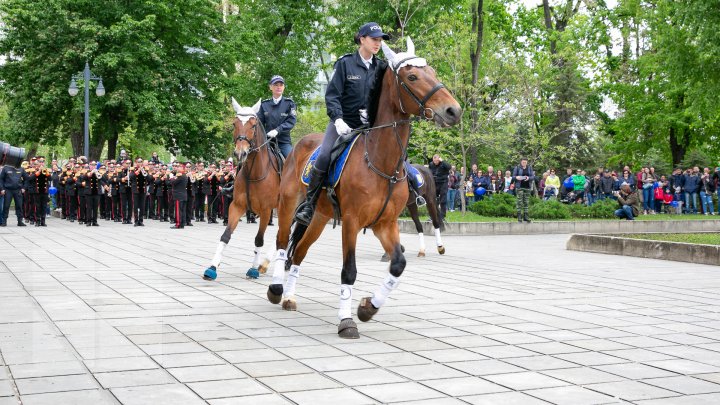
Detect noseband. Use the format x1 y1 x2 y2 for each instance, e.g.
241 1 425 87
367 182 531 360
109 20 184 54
392 57 446 119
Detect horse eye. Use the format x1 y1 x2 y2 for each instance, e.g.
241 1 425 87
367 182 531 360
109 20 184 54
408 74 418 81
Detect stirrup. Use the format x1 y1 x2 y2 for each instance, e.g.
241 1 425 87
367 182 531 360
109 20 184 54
415 195 426 207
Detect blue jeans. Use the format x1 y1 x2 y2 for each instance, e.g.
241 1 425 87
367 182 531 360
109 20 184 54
586 193 595 206
642 186 654 211
684 192 698 214
278 142 292 158
700 191 714 214
447 189 457 211
615 205 635 220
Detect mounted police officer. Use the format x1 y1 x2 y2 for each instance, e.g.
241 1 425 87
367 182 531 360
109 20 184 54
294 22 390 226
258 75 297 159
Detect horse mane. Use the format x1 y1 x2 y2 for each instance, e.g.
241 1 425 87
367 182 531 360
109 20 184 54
368 59 389 127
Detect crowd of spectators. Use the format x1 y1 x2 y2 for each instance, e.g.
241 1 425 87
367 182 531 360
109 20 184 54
441 163 720 216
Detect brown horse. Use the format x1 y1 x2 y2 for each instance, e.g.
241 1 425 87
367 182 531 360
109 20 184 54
381 163 445 261
261 38 462 339
202 98 281 281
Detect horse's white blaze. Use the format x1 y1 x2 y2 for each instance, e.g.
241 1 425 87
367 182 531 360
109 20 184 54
211 242 227 268
284 264 301 298
370 274 400 309
271 249 286 285
418 232 426 253
339 284 353 321
434 227 443 247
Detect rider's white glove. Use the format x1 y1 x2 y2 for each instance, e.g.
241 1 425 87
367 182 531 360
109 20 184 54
335 118 352 136
267 129 278 138
359 109 369 125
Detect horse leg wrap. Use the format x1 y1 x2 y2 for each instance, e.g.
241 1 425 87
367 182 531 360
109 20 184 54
370 274 400 309
271 250 287 285
338 284 353 321
418 232 426 252
251 247 262 268
434 228 443 246
211 242 227 268
283 265 300 298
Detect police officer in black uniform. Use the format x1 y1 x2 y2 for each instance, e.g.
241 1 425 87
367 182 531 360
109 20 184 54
258 75 297 158
0 162 29 226
295 22 389 225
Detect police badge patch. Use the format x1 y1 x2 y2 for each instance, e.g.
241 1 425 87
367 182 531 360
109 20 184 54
291 108 296 117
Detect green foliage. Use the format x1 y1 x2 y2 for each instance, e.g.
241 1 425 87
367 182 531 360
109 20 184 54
530 199 572 220
468 193 516 218
588 198 617 219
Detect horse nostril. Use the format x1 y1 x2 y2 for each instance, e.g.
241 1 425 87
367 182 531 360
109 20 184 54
446 106 458 117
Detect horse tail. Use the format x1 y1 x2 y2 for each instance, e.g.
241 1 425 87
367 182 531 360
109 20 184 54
287 220 309 263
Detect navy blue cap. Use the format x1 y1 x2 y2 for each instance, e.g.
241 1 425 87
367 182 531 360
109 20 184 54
358 22 390 40
269 75 285 85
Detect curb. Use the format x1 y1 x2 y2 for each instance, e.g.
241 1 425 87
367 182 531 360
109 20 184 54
399 219 720 236
566 233 720 266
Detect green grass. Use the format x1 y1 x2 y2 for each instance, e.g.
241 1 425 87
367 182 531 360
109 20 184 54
623 233 720 245
407 211 714 223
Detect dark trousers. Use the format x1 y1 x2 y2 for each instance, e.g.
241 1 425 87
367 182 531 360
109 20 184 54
174 200 187 227
157 194 168 220
78 195 86 222
195 192 205 219
435 181 449 220
86 194 100 224
132 193 146 223
34 194 48 224
2 189 23 224
68 195 77 220
146 194 154 218
112 194 120 220
223 196 233 222
60 192 68 218
208 193 219 220
24 193 34 220
120 192 131 222
186 195 194 223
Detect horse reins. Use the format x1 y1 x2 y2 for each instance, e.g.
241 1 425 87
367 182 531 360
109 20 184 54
362 59 446 230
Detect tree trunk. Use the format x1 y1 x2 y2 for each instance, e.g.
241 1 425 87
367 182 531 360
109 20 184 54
107 129 119 162
70 129 83 157
669 127 688 167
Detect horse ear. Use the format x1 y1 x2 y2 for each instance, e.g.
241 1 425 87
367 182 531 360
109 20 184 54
231 97 242 114
252 98 261 115
382 41 397 65
406 36 415 56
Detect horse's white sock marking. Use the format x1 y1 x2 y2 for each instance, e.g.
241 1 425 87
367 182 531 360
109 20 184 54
211 242 227 268
271 249 287 285
370 274 400 309
338 284 353 320
284 265 300 298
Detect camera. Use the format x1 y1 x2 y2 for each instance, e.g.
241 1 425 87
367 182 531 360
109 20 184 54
0 142 26 168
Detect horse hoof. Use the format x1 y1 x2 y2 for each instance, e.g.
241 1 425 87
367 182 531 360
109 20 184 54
246 268 259 279
338 318 360 339
282 299 297 311
380 253 390 262
417 251 425 257
202 266 217 281
258 259 270 274
438 246 445 255
267 284 283 304
357 297 379 322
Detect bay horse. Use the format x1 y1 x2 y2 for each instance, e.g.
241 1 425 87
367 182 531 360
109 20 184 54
261 38 461 338
381 163 445 261
202 98 281 281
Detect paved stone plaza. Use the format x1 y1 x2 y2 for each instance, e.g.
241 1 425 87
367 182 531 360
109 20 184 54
1 218 719 404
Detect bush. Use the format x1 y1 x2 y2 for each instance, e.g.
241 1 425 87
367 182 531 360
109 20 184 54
568 203 591 219
588 198 617 219
529 199 571 219
469 193 516 217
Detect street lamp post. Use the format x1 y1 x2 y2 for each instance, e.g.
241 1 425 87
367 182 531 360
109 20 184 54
68 61 105 158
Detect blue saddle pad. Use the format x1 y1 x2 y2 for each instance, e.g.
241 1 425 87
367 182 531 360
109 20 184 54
405 162 425 189
301 135 360 187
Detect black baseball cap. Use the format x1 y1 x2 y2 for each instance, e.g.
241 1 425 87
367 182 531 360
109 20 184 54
358 22 390 40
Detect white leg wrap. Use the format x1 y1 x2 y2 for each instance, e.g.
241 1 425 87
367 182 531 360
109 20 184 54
284 264 300 298
370 274 400 309
271 249 287 285
418 232 426 252
211 242 227 268
338 284 353 320
434 228 443 246
251 247 262 268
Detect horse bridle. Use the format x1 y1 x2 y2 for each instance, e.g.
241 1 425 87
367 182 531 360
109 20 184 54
391 56 446 120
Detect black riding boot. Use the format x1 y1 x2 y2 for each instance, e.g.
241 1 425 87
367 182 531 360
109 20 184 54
295 168 327 226
523 213 531 223
517 213 522 223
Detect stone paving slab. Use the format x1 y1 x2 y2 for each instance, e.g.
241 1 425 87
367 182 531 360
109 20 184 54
2 218 720 404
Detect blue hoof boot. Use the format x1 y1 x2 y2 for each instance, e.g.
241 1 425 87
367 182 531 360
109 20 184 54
203 266 217 281
246 267 259 279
